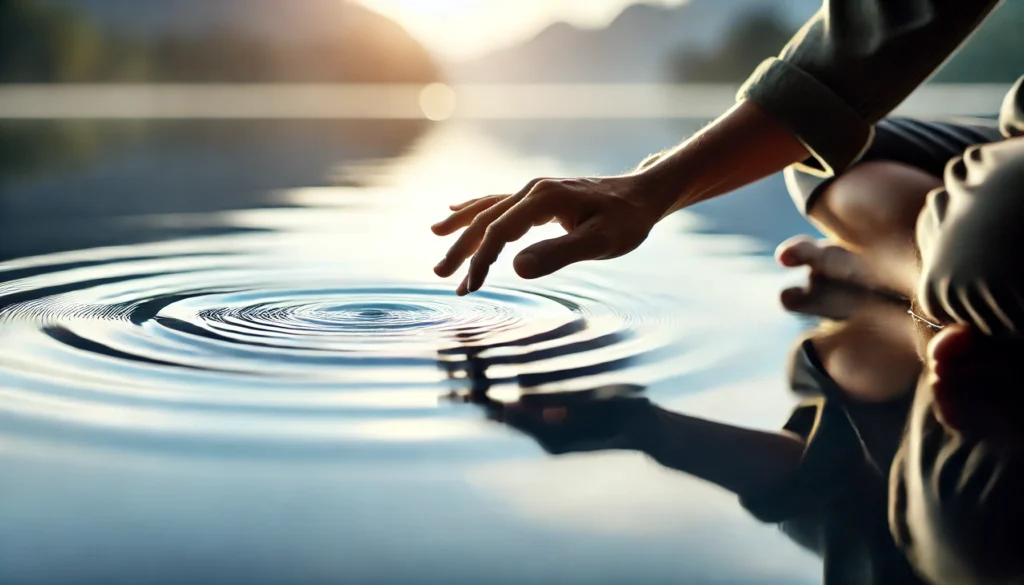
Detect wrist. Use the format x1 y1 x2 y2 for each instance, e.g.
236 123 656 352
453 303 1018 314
619 399 661 452
624 154 698 219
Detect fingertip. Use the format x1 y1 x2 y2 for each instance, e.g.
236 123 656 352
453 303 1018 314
513 253 541 279
434 262 454 278
779 287 807 310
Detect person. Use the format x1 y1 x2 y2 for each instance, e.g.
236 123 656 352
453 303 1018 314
453 277 928 584
434 2 1024 581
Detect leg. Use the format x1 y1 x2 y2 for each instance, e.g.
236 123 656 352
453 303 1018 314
779 116 1003 297
779 161 941 297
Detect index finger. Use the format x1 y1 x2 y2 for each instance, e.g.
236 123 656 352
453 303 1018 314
465 194 558 293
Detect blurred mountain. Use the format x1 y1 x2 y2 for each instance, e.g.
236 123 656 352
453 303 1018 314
2 0 440 82
448 0 1024 85
446 0 819 83
668 8 794 83
48 0 389 43
670 0 1024 84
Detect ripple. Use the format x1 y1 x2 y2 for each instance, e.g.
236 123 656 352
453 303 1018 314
0 244 725 456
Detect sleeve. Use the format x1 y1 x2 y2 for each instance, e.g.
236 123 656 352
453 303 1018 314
915 138 1024 336
737 0 1002 177
785 116 1003 216
740 398 866 524
1000 75 1024 138
889 384 1024 585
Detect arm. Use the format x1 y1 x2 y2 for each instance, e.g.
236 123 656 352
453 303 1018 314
637 0 1003 212
632 404 807 500
498 394 807 501
433 0 1001 294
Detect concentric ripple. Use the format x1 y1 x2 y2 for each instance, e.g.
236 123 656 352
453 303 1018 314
0 242 731 456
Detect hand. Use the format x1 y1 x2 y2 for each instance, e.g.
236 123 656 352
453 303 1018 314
457 385 651 455
431 175 664 295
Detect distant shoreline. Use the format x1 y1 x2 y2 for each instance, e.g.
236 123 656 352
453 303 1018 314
0 84 1010 120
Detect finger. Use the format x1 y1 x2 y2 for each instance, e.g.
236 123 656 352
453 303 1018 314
513 218 609 279
435 196 520 278
431 196 504 236
449 195 495 212
450 178 546 211
465 195 556 293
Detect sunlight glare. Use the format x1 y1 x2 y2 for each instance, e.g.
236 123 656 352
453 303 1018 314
357 0 686 59
419 83 458 121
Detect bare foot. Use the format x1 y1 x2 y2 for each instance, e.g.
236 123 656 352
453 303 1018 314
776 235 890 293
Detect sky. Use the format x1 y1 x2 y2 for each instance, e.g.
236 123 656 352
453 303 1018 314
356 0 685 60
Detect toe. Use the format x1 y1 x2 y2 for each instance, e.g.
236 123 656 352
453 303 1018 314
775 235 820 267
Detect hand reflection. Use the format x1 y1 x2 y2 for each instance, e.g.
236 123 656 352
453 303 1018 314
452 384 650 455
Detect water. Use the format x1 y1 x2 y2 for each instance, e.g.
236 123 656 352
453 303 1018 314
0 117 822 584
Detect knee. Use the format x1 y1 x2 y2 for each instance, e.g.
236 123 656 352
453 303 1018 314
810 161 940 248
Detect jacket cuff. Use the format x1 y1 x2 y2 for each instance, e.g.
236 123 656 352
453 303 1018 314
737 57 874 177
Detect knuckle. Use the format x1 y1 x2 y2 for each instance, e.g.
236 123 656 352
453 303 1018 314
483 222 507 239
470 211 497 231
531 179 558 193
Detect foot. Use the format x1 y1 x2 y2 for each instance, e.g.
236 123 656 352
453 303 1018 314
776 235 889 293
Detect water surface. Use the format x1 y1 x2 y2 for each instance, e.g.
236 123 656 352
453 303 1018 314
0 117 821 584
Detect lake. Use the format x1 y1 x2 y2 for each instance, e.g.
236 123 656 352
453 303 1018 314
0 85 1004 584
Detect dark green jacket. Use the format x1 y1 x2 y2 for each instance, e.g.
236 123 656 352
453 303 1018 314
738 0 1004 176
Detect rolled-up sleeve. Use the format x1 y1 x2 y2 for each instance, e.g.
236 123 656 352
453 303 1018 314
738 0 1002 177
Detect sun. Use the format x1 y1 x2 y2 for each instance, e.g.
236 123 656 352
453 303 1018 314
364 0 485 18
357 0 551 60
355 0 688 60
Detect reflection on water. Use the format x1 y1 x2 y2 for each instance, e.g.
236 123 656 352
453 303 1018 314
0 117 824 584
471 278 926 584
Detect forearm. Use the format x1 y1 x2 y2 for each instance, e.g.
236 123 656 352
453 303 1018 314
628 100 808 219
628 404 806 500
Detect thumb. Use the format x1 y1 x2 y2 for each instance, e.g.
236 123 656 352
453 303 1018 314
513 220 608 279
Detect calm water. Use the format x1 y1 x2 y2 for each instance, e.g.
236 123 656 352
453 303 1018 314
0 116 823 584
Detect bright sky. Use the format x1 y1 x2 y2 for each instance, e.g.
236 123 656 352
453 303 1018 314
357 0 685 60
